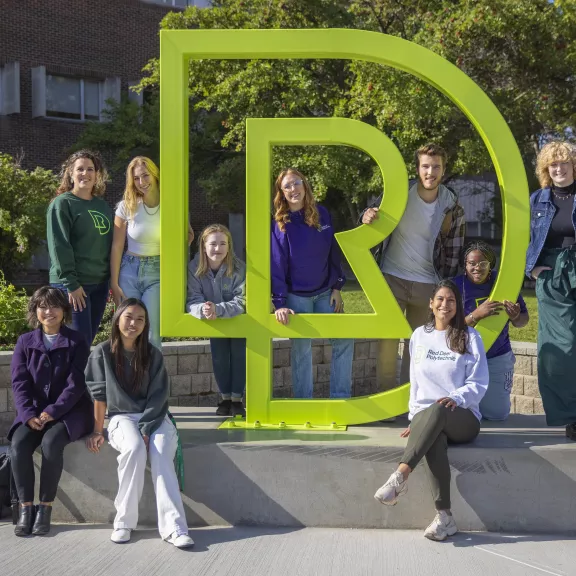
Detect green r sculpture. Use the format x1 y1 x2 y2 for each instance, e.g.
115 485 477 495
159 29 529 430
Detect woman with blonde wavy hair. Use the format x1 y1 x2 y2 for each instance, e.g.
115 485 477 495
271 168 354 399
48 149 113 346
111 156 194 349
525 141 576 439
186 224 246 417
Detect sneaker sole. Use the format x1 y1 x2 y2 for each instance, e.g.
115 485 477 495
374 485 407 506
424 526 457 542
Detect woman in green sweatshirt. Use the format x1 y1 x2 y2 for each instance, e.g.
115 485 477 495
48 150 113 345
84 298 193 548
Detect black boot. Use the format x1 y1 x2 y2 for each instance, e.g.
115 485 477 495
32 504 52 536
566 423 576 441
14 504 35 537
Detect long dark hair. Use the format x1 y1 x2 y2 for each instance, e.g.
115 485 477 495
110 298 151 394
424 280 470 355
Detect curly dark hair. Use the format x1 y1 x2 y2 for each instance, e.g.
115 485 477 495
55 149 108 197
424 280 470 355
27 286 72 329
460 240 497 270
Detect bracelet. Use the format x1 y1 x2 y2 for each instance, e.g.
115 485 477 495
468 313 477 324
92 431 104 436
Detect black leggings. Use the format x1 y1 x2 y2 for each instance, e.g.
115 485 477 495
10 421 71 503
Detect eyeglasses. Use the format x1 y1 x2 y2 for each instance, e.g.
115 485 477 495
282 179 303 192
466 260 490 271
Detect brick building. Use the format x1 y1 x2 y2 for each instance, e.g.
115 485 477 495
0 0 229 284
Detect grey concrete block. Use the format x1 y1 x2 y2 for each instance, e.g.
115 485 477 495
198 354 213 373
531 356 538 376
273 386 293 398
0 388 7 412
163 355 178 376
191 373 212 393
178 395 199 407
276 339 292 349
515 395 534 414
365 358 377 378
0 365 11 388
312 346 323 365
273 349 290 368
168 397 179 406
0 412 13 437
369 341 379 359
533 397 544 414
313 383 328 398
198 393 218 407
282 367 292 386
170 375 191 396
273 368 284 388
352 360 365 379
514 356 532 376
511 375 524 396
0 352 12 365
317 364 330 383
322 346 332 365
178 354 198 374
354 379 371 397
523 375 540 398
161 342 179 356
354 342 370 360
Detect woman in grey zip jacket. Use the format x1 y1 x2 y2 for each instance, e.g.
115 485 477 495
186 224 246 417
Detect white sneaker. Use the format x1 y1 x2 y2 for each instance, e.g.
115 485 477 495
374 470 407 505
166 532 195 549
110 528 131 543
424 511 458 541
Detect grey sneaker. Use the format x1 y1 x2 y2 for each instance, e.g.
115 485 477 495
374 471 407 505
424 511 458 541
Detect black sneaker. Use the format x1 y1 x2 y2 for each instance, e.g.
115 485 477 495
566 423 576 441
231 402 246 418
216 399 232 416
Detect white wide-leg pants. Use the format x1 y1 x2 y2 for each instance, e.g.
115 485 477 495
107 413 189 539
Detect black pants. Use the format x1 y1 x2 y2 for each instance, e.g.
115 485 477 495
10 421 71 503
401 404 480 510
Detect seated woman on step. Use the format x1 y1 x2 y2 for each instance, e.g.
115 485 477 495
9 286 94 537
373 280 488 541
85 298 193 548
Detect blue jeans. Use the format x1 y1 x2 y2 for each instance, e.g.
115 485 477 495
51 281 109 346
210 338 246 399
286 290 354 399
119 254 161 349
480 351 515 421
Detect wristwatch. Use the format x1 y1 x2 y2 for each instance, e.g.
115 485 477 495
467 313 477 326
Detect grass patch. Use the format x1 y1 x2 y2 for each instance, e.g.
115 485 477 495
341 283 537 344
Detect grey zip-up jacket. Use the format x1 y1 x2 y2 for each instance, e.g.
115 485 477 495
186 254 246 319
85 342 169 437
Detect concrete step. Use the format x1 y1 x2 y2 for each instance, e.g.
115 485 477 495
25 409 576 533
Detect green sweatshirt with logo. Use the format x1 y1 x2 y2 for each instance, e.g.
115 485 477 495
47 192 113 291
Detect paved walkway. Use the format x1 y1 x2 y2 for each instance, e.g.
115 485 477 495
0 524 574 576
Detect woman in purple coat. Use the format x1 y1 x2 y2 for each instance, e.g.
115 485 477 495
9 286 94 537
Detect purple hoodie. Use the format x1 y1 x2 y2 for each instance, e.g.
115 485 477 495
271 205 346 309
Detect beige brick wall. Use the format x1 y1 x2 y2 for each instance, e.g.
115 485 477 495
0 339 543 442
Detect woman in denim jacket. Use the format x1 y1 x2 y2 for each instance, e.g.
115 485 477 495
525 141 576 440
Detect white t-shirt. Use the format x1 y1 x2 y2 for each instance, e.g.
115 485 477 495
115 200 160 256
382 191 437 283
408 326 488 421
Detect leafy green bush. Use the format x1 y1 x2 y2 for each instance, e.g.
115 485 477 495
0 153 57 279
0 271 29 349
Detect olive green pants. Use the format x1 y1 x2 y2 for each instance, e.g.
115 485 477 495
536 248 576 426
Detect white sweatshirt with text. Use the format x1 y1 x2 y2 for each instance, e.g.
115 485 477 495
408 326 489 421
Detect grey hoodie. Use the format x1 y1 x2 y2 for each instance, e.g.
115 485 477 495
186 254 246 319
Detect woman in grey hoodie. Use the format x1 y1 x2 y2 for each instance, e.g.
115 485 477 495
186 224 246 417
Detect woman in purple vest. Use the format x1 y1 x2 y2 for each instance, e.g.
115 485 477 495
9 286 94 536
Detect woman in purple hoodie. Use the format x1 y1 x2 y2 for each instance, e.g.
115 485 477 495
8 286 94 537
271 168 354 398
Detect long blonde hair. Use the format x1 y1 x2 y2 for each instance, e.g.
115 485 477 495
273 168 320 233
196 224 235 278
56 149 108 197
122 156 160 219
536 141 576 188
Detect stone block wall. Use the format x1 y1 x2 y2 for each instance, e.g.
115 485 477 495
0 339 542 443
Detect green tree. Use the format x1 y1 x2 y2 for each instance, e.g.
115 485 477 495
0 153 57 279
75 0 576 226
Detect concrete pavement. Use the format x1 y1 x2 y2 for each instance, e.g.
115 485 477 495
0 523 574 576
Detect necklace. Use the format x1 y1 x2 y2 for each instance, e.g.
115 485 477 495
143 202 160 215
553 191 574 201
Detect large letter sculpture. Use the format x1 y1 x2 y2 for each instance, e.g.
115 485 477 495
159 29 529 430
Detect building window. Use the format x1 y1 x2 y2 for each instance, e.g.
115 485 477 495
46 75 102 121
0 62 20 115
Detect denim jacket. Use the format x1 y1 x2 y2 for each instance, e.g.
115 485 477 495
525 187 576 277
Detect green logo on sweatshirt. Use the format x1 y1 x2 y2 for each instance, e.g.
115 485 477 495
88 211 111 235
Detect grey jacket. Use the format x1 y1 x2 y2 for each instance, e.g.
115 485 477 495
186 254 246 319
85 342 169 437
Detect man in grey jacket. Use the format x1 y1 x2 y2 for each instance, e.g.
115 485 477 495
361 143 466 391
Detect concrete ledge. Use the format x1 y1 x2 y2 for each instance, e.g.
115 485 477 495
33 409 576 533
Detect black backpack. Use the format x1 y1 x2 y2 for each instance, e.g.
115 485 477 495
0 451 19 524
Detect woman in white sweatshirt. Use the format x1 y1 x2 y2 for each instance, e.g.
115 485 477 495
373 279 488 541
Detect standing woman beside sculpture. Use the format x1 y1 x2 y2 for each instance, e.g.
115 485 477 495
525 141 576 440
48 150 113 346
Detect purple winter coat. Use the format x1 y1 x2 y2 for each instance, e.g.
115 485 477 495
8 326 94 442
